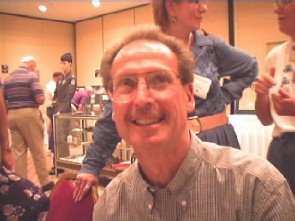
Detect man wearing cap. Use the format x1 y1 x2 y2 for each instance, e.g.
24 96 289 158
51 53 77 172
3 56 54 192
53 53 77 114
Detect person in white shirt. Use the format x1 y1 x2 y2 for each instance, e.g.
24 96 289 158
255 1 295 194
45 72 62 173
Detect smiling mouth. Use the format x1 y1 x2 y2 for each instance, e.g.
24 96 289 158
133 117 164 126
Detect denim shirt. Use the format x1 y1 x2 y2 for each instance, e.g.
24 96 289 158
81 32 258 175
189 31 257 117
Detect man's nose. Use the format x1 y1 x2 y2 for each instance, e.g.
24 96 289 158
133 79 153 106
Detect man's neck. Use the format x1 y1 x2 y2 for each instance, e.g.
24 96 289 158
135 131 191 188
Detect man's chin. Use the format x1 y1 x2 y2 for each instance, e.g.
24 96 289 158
129 134 167 148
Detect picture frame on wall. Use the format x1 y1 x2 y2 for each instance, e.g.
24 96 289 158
1 64 8 73
95 69 100 78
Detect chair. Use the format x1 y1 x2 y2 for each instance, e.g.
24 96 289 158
46 173 99 221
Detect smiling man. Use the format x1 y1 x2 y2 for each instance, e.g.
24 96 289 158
93 26 295 220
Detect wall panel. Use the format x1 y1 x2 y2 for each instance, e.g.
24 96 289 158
134 4 153 26
103 10 134 53
76 17 103 86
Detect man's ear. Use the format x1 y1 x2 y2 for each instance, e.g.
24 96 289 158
165 0 176 17
186 83 195 113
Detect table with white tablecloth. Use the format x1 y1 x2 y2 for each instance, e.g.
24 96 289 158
229 115 274 158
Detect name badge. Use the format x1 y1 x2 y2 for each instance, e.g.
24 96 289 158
193 75 212 99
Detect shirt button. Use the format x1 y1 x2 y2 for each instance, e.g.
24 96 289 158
181 201 187 207
148 204 152 210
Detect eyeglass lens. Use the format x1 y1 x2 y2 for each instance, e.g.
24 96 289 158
112 70 180 103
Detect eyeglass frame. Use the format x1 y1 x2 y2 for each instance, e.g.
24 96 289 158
274 0 295 8
109 69 182 103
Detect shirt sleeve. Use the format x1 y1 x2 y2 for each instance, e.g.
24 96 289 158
30 72 44 99
212 35 258 103
80 100 121 175
253 181 295 220
80 93 88 105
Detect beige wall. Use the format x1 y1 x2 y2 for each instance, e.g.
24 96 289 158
1 2 289 113
76 17 103 86
0 14 75 112
203 1 229 42
76 4 154 87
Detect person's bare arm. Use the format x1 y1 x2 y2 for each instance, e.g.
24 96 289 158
255 68 276 126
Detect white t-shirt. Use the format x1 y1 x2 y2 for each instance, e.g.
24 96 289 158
46 80 56 107
266 40 295 137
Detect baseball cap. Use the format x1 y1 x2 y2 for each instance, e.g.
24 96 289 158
60 53 72 62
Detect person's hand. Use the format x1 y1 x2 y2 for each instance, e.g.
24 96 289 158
254 67 276 96
271 87 295 116
1 151 15 171
73 173 98 203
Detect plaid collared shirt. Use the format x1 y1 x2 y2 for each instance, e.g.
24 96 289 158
94 133 295 221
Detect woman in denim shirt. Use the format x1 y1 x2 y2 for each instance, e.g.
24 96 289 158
152 0 257 148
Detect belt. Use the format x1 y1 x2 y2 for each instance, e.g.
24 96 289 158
8 106 36 110
187 111 228 134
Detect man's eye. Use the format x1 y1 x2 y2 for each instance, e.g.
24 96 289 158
149 73 173 87
188 0 206 3
118 77 136 87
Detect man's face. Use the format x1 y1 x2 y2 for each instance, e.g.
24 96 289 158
110 40 194 150
274 2 295 37
60 61 71 74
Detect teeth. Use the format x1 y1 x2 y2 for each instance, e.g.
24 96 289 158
135 118 160 126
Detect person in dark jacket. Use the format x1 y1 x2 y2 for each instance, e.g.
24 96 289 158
50 53 77 175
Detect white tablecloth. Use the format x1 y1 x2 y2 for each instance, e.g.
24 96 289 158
229 115 274 158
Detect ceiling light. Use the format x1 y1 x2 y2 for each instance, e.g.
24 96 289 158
38 5 47 12
92 0 100 7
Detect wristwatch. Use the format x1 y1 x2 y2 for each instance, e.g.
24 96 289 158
1 147 12 153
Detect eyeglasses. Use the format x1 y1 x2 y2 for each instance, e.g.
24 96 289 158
274 0 295 8
189 0 207 4
110 70 180 103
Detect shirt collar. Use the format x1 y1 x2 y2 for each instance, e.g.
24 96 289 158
132 132 203 201
193 30 213 47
